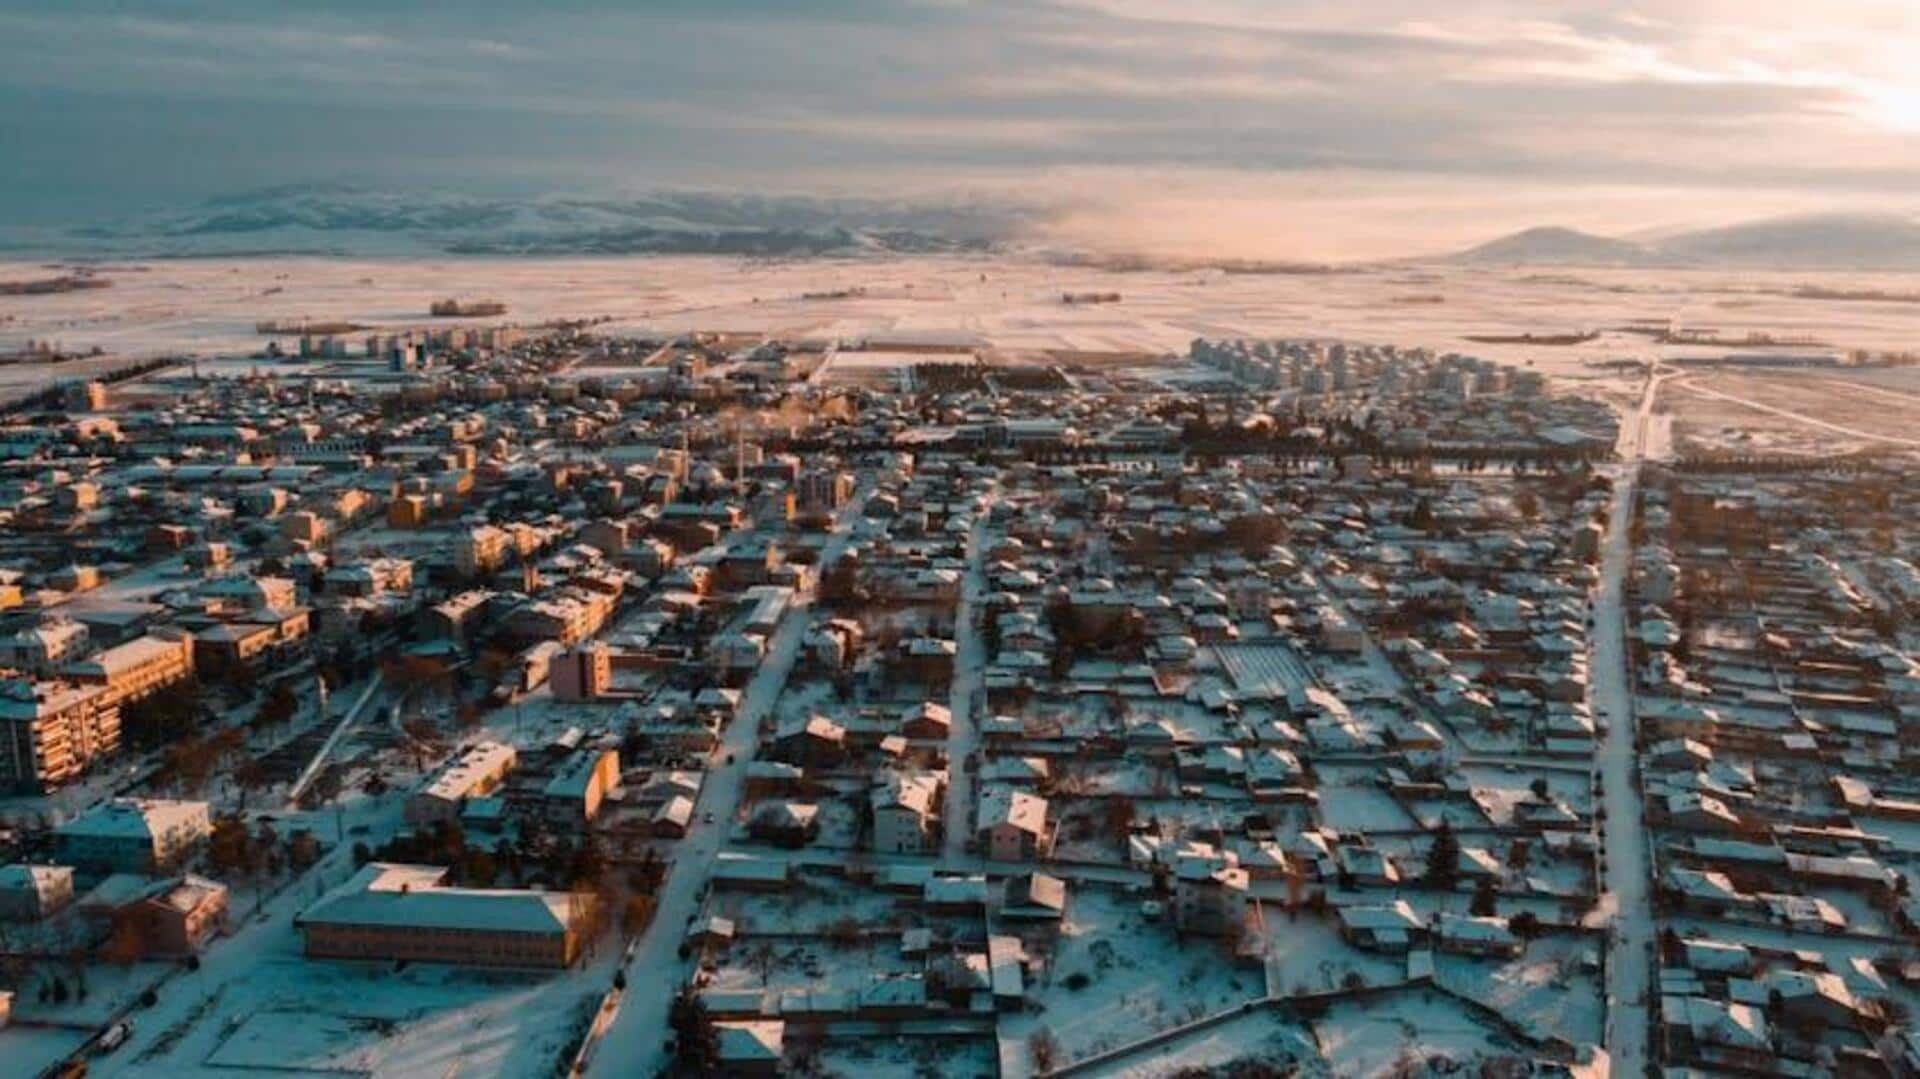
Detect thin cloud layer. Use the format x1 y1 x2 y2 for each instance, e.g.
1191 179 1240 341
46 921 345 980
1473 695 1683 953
1 0 1914 256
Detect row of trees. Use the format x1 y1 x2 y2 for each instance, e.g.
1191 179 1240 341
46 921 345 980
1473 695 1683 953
353 820 629 894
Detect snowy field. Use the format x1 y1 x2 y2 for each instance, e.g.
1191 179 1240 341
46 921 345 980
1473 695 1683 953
1312 989 1521 1075
814 1034 998 1079
90 917 616 1078
1260 910 1408 998
1433 937 1604 1046
189 960 606 1076
1000 885 1265 1074
7 256 1920 380
1079 1007 1317 1078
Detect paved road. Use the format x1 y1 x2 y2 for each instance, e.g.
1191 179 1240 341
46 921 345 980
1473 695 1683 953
1595 368 1663 1074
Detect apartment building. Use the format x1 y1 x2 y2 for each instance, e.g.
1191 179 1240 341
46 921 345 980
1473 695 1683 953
64 633 195 707
192 608 311 677
0 679 120 793
455 525 513 578
541 748 621 828
551 644 611 702
501 590 613 648
2 619 90 675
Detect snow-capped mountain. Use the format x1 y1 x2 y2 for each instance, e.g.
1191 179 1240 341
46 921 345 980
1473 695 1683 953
24 184 1029 257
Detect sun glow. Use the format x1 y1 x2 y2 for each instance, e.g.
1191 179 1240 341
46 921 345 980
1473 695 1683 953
1861 83 1920 133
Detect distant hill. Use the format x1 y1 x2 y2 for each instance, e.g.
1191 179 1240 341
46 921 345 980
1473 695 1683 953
1654 212 1920 270
1450 213 1920 271
1451 226 1651 267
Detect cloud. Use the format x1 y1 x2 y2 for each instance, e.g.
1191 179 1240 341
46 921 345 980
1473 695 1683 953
0 0 1915 254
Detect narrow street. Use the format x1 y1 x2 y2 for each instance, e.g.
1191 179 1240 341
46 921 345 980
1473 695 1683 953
944 493 993 860
1595 368 1662 1074
581 486 872 1077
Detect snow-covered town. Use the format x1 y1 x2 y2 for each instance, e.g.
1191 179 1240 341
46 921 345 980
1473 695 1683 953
0 309 1911 1079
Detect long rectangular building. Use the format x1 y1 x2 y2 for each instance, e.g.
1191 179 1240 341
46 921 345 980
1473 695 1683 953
64 633 195 707
296 863 593 969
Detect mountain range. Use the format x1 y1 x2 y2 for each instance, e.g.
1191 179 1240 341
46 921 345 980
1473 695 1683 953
1449 213 1920 271
7 185 1920 270
12 184 1027 258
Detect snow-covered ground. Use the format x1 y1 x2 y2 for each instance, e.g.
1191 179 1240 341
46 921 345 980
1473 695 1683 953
998 885 1267 1077
73 783 610 1078
9 256 1920 382
1314 990 1516 1076
1078 1007 1316 1078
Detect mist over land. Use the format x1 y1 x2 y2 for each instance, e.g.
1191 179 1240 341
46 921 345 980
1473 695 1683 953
12 184 1920 274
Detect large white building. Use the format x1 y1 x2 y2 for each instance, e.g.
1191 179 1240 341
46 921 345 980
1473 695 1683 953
55 798 211 875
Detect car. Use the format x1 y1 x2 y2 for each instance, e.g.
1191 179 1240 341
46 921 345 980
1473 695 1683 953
98 1021 134 1054
702 811 715 824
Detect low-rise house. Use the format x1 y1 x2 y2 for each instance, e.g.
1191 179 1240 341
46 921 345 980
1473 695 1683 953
1431 913 1523 958
1337 901 1427 953
1662 996 1771 1070
407 741 518 827
1001 872 1067 920
1665 867 1751 916
653 795 695 838
0 863 75 920
977 789 1048 862
710 853 790 891
1336 845 1400 887
871 770 942 854
713 1020 784 1075
1763 969 1860 1029
103 874 229 958
1174 853 1252 937
923 874 989 913
747 801 819 848
769 714 847 768
900 701 952 739
542 748 620 829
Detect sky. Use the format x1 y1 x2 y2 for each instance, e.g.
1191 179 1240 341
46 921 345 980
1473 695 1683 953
2 0 1918 259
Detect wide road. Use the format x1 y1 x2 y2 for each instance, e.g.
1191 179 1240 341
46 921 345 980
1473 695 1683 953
1595 368 1663 1074
581 482 872 1078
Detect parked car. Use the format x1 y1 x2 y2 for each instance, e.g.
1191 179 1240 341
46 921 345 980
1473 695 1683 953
98 1021 134 1054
